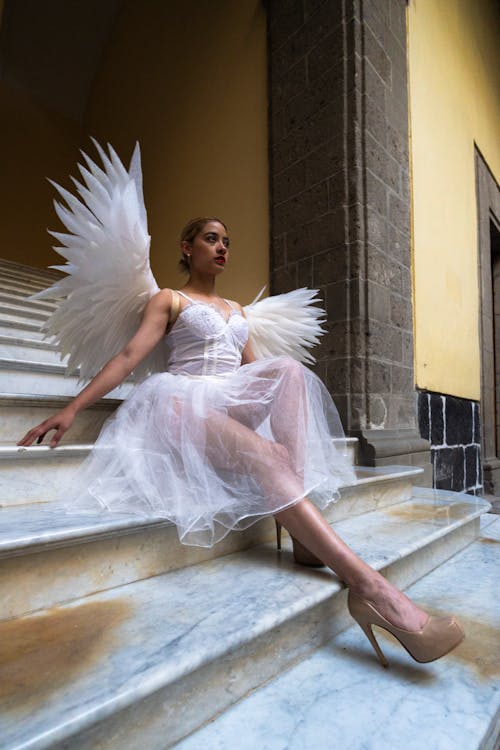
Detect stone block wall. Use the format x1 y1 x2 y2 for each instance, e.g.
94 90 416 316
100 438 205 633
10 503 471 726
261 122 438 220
267 0 430 475
268 0 415 433
417 390 482 494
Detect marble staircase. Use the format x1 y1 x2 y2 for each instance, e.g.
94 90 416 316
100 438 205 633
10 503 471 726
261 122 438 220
0 259 495 750
174 514 500 750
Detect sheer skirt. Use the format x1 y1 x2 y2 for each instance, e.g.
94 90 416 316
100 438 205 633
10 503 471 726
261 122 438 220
62 356 355 547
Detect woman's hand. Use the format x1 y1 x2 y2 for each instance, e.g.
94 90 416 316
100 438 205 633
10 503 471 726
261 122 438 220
17 407 76 449
17 289 173 449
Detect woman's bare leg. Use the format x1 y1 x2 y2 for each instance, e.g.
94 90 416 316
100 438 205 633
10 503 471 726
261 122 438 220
275 498 429 631
199 404 428 632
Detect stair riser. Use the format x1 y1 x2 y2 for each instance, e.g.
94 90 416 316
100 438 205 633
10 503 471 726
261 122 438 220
0 291 56 313
0 321 48 338
0 263 61 286
0 341 66 365
0 454 90 506
0 475 415 618
51 516 482 750
0 276 52 295
0 367 131 398
0 303 49 323
0 403 116 445
0 311 44 329
0 278 50 305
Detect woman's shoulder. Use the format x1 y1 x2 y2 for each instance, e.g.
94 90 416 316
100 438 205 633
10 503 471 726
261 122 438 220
151 288 178 310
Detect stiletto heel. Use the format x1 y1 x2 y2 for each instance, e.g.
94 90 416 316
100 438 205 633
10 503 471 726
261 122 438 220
357 620 389 668
347 590 465 666
274 519 325 567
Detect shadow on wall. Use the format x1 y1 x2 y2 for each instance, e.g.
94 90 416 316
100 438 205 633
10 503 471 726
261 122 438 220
0 0 269 304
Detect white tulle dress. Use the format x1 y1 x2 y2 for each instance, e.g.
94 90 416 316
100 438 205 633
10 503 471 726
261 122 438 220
63 292 356 547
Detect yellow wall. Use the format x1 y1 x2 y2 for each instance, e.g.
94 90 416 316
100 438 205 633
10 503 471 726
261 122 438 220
85 0 269 304
0 0 269 306
408 0 500 400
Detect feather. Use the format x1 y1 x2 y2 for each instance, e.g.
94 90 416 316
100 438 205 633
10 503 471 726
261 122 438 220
30 141 165 383
243 287 326 364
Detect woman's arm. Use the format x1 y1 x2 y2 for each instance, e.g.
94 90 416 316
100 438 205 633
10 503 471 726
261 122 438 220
17 289 173 448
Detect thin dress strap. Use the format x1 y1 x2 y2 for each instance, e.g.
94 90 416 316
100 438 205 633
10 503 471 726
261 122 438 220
176 290 195 303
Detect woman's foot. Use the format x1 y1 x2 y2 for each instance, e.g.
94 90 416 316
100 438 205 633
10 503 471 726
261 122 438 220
352 573 429 632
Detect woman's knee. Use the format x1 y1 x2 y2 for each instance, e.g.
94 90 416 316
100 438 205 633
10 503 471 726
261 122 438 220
272 357 305 391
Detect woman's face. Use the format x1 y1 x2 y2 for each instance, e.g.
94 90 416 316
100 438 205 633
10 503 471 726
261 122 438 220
183 221 230 274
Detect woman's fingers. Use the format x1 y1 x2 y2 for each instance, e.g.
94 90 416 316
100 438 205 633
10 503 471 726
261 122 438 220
49 427 66 449
18 409 74 448
18 421 55 447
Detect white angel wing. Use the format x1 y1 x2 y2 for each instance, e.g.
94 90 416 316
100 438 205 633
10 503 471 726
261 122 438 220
243 287 326 364
31 140 166 383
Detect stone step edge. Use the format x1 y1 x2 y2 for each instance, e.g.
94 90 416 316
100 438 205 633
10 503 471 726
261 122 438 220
0 306 52 323
0 356 80 376
0 357 135 386
0 303 49 321
0 292 56 312
0 437 359 455
0 444 94 459
0 319 46 334
0 333 60 351
0 274 60 291
2 491 489 750
0 392 122 408
0 465 423 558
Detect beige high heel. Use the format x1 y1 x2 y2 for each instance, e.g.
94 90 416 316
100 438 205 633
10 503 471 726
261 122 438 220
347 590 465 667
275 520 325 567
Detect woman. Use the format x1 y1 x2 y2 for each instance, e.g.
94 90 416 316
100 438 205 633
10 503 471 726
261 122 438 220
18 216 464 667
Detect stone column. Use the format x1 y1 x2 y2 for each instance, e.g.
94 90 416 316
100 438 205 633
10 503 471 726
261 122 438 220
267 0 431 480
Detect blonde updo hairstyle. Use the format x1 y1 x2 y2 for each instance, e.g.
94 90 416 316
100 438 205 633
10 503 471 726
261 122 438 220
179 216 228 273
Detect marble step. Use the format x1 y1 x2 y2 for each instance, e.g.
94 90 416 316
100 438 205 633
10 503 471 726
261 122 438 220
0 305 44 333
0 289 57 312
0 275 53 296
0 357 132 398
0 466 422 618
174 514 500 750
0 334 67 364
0 258 62 284
0 301 49 323
0 272 57 297
0 276 54 302
0 393 120 445
0 490 490 750
0 319 48 338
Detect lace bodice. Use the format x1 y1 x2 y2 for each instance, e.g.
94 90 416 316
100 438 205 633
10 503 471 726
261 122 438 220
164 292 249 376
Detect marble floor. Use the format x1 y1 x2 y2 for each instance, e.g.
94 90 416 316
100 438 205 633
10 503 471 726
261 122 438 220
174 515 500 750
